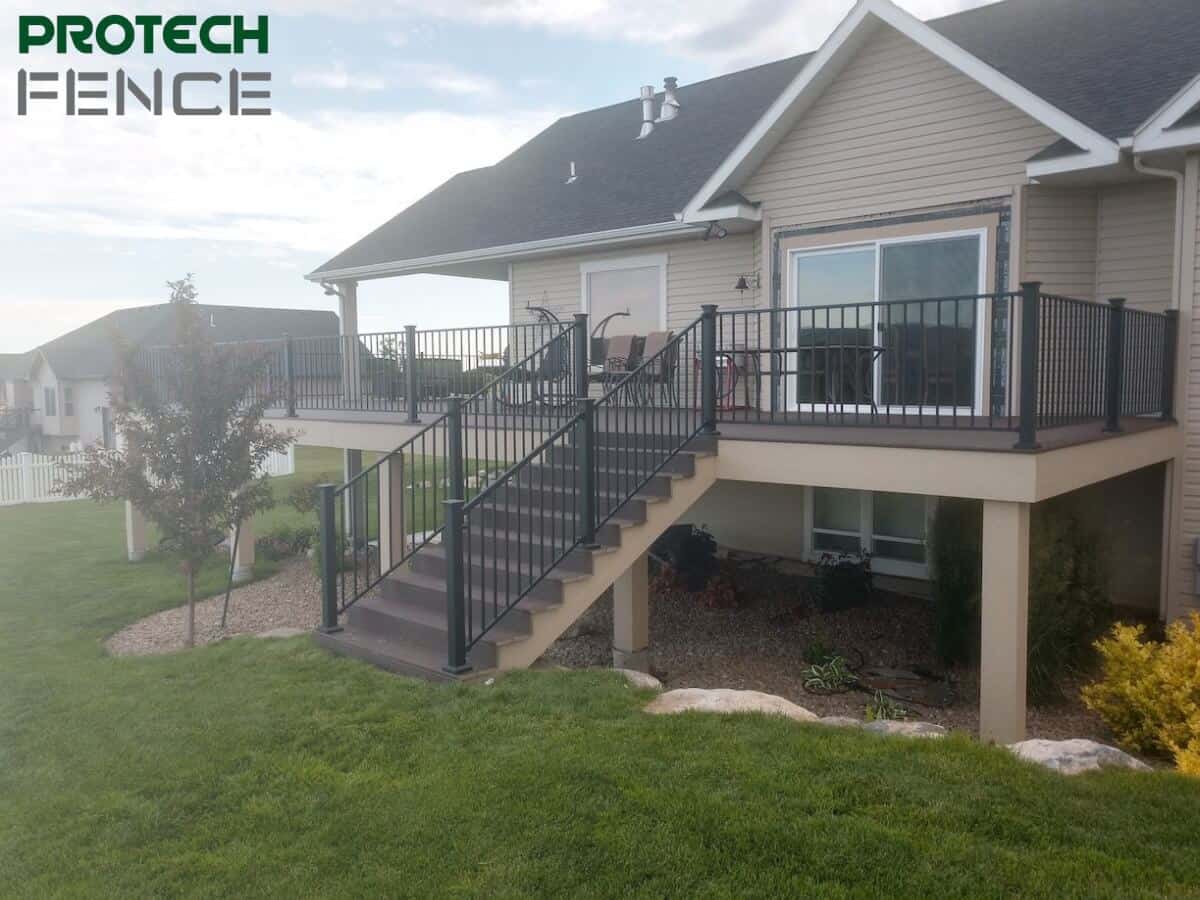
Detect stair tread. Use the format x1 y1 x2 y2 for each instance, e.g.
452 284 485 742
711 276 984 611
478 503 643 528
459 527 619 553
318 626 455 680
357 593 530 645
416 543 593 583
385 570 562 612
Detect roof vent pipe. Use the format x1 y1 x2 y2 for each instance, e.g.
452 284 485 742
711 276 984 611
656 77 680 122
637 85 656 139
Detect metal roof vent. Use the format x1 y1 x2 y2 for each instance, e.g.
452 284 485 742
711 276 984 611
656 77 680 122
636 85 656 139
565 161 578 184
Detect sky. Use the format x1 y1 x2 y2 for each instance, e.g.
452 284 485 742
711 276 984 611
0 0 990 352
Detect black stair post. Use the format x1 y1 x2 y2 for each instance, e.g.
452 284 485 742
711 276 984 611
577 397 599 549
443 396 470 674
1161 308 1178 422
405 324 420 423
701 304 720 435
573 313 589 400
283 333 297 417
1013 281 1041 450
317 483 342 633
1103 297 1126 433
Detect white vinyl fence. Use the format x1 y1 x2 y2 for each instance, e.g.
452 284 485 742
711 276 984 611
0 446 296 507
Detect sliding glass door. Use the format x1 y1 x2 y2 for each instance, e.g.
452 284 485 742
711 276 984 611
788 229 986 414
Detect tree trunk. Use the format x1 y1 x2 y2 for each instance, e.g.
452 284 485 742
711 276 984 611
185 565 196 648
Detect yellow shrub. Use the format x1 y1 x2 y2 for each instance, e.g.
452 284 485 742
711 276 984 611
1081 613 1200 775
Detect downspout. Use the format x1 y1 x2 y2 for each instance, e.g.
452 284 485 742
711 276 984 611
1132 154 1185 309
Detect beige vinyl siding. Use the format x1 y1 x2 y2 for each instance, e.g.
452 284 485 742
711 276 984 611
1020 185 1097 300
1178 156 1200 617
510 234 756 326
742 26 1058 230
1096 180 1177 312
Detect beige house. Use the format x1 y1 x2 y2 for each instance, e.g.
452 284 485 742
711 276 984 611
153 0 1200 743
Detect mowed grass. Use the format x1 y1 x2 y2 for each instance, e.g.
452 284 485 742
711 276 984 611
1 450 1200 897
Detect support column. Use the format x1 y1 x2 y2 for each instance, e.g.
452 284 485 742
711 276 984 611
343 449 364 547
979 499 1031 745
612 552 650 672
231 515 255 583
378 452 406 572
338 281 359 408
124 500 147 563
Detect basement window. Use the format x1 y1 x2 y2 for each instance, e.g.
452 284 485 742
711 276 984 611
806 487 930 578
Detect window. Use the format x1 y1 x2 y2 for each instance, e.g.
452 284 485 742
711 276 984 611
581 254 666 337
43 386 56 417
808 487 930 577
63 385 74 417
789 229 986 412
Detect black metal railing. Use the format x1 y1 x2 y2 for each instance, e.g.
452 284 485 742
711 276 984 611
439 312 712 670
316 322 581 623
712 283 1175 446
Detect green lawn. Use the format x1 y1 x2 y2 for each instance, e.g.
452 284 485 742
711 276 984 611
2 451 1200 897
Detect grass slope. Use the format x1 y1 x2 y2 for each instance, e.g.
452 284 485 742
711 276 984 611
1 450 1199 897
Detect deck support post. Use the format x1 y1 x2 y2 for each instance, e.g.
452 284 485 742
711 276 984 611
343 449 365 549
1013 282 1041 450
378 451 407 573
317 484 341 633
979 499 1030 745
231 514 255 583
612 552 650 672
124 500 147 563
337 280 359 408
1103 297 1126 433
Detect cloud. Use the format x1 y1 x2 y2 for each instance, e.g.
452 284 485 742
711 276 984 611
292 64 386 91
398 63 499 98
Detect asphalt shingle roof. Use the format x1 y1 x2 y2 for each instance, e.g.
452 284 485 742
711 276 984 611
313 0 1200 276
17 304 338 381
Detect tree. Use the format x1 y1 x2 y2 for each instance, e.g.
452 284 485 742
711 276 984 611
167 273 198 305
60 287 293 646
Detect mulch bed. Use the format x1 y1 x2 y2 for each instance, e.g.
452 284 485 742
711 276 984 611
542 558 1113 741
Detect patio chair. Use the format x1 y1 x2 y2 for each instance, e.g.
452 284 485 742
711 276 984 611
590 333 640 391
636 330 677 405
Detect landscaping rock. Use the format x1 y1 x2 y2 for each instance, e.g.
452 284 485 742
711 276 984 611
255 626 308 640
819 716 864 728
1007 739 1151 775
862 720 947 739
613 668 664 691
644 688 818 722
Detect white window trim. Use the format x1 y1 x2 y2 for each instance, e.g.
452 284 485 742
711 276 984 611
786 226 989 417
803 486 934 580
579 252 668 330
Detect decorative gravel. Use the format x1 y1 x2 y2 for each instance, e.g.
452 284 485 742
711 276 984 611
106 559 320 656
542 560 1113 742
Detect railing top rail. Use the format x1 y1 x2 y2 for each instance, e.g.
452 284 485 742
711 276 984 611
415 321 571 336
714 292 1021 318
597 314 703 405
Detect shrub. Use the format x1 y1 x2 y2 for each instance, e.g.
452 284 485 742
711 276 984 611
258 523 319 560
929 499 982 666
1027 505 1112 703
864 690 909 722
802 656 857 694
812 552 872 612
1082 614 1200 774
286 475 326 515
651 524 719 592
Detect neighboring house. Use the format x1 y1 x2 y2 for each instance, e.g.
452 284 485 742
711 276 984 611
2 304 339 453
144 0 1200 743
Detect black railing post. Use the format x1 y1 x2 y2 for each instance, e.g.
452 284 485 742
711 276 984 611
317 484 341 633
701 304 719 435
1013 282 1042 450
577 397 599 549
443 395 470 674
1103 297 1126 433
1162 308 1179 422
405 324 420 423
283 333 297 417
573 313 589 399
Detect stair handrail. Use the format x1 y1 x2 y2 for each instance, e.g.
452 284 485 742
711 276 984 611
441 309 716 671
316 319 581 633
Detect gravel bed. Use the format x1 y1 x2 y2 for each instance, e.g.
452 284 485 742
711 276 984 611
107 559 320 656
542 561 1113 742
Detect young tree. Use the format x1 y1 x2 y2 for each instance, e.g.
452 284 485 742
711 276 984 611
60 287 293 646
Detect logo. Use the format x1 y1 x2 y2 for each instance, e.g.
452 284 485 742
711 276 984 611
16 15 272 117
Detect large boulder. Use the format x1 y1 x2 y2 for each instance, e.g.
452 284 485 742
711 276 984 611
1007 739 1150 775
612 668 664 691
644 688 818 722
819 716 865 729
862 720 947 739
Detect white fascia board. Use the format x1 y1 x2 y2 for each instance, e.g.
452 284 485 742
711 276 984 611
1134 73 1200 153
682 0 1119 216
682 201 762 224
306 220 705 283
1026 147 1125 180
